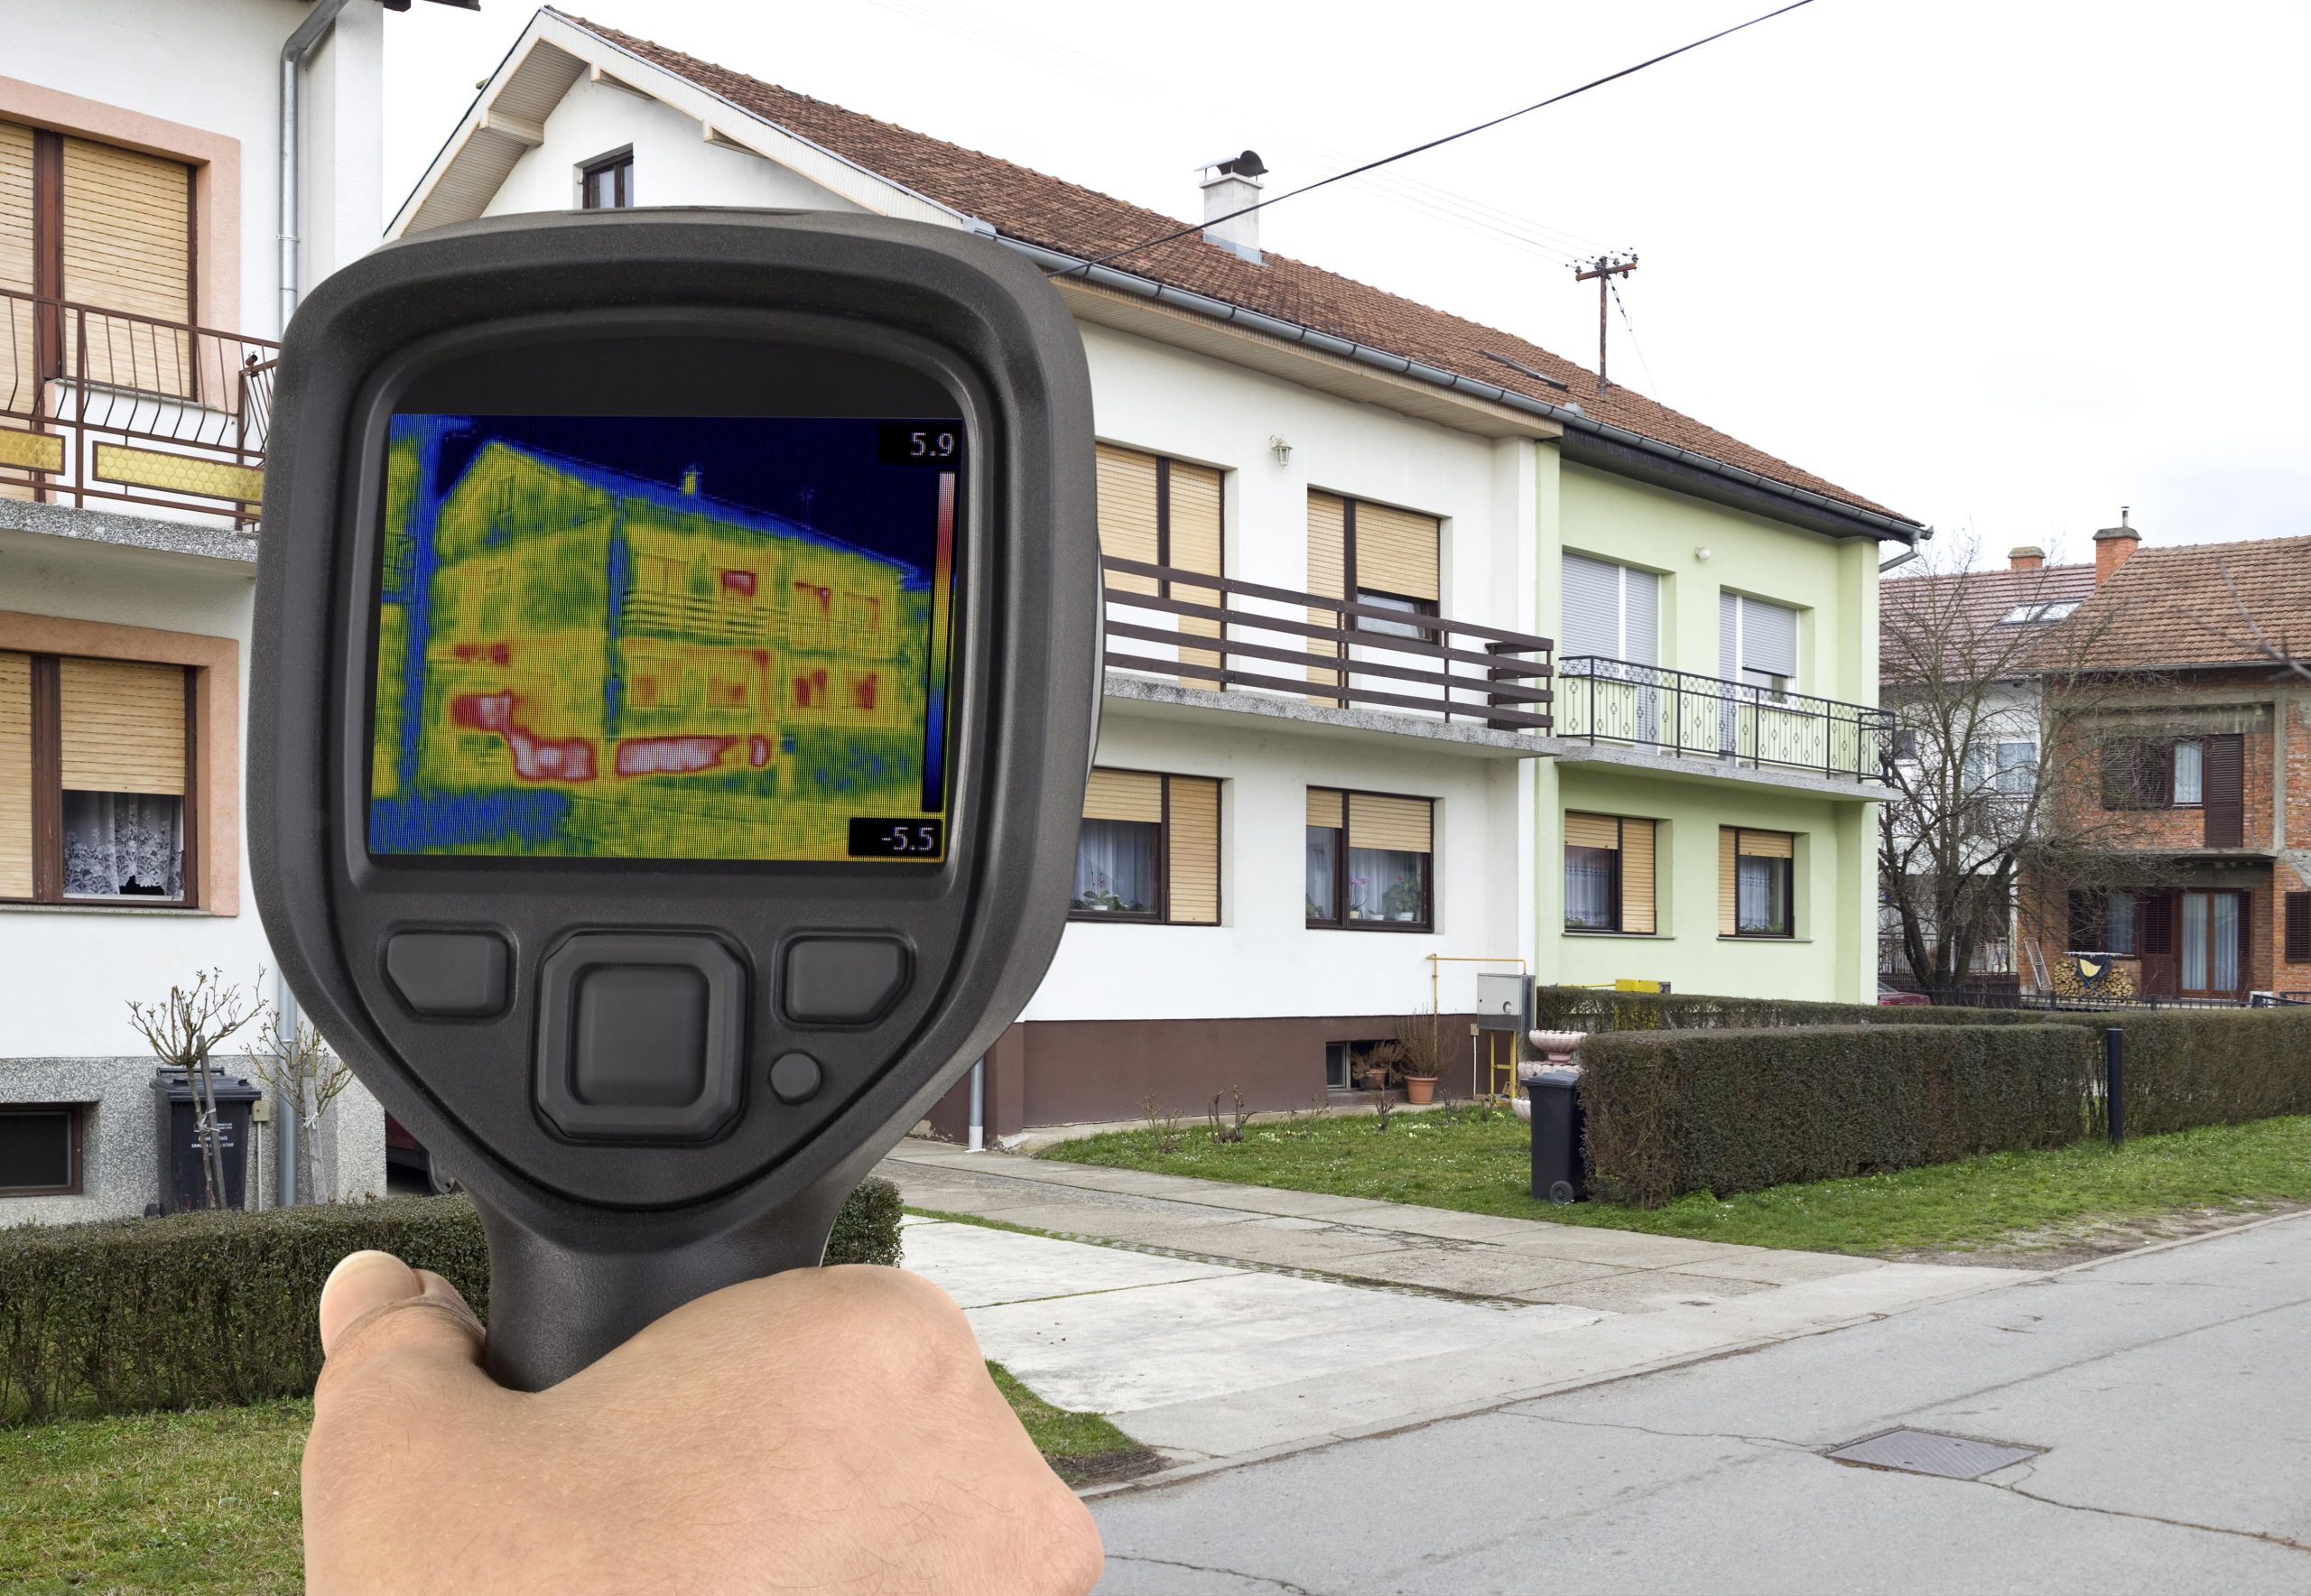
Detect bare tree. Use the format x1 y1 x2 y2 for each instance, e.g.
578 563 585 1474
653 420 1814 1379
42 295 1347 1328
127 970 263 1209
1878 538 2160 993
251 1003 353 1205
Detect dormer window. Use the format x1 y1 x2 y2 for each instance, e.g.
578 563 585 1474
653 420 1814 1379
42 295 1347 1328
580 149 632 209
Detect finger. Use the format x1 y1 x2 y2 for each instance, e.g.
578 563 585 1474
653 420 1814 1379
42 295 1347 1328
316 1250 487 1375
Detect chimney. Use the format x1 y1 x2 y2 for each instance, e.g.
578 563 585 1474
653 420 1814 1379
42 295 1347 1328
2008 545 2045 571
1198 151 1267 264
2093 506 2140 586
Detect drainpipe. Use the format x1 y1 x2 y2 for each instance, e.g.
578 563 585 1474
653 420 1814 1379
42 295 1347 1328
274 969 302 1205
281 0 356 335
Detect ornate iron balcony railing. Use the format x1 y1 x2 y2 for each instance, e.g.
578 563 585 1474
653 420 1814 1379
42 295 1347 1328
1556 654 1892 783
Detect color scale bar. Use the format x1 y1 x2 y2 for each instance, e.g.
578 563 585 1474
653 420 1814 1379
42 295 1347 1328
919 470 957 813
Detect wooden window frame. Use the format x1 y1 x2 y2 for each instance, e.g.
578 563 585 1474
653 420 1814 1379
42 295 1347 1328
1564 813 1656 936
1069 769 1220 927
2175 887 2252 998
0 613 237 914
579 148 634 210
1724 827 1796 941
1305 786 1434 933
0 1103 84 1196
5 652 197 908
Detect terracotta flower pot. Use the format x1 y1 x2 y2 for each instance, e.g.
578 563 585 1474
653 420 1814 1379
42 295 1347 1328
1402 1074 1436 1106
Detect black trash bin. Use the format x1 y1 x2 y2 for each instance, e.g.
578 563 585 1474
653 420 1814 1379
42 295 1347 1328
151 1070 262 1213
1527 1063 1586 1205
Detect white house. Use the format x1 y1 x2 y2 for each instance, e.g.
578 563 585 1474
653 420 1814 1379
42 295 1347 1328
0 0 481 1221
389 9 1923 1136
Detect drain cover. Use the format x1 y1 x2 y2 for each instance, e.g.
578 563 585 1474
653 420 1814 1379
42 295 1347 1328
1825 1428 2042 1480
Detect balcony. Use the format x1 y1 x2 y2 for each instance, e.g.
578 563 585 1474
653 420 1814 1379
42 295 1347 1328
1555 655 1892 784
1100 555 1554 745
1 287 277 529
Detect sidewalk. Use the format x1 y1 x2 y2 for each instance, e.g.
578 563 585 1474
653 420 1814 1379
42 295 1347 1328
883 1140 2025 1472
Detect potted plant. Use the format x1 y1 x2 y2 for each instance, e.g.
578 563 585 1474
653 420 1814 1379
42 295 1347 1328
1381 876 1423 922
1391 1008 1449 1105
1357 1041 1402 1092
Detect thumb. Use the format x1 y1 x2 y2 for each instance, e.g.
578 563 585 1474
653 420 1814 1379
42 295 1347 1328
316 1249 489 1387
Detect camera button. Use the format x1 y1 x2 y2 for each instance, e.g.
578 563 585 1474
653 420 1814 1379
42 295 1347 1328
385 931 509 1017
782 938 909 1025
768 1052 822 1105
534 933 745 1142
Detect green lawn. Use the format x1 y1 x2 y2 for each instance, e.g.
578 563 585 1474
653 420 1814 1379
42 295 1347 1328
1042 1104 2311 1257
0 1367 1147 1592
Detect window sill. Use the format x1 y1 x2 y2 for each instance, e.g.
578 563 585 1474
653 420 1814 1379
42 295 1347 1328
0 902 213 917
1306 922 1436 934
1564 929 1671 940
1719 934 1811 943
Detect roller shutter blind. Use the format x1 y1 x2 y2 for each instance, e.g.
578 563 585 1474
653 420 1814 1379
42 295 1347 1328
2203 733 2244 848
60 137 192 395
1564 811 1618 850
1306 491 1347 693
1355 501 1439 602
1722 592 1798 682
1561 555 1620 661
1081 766 1162 823
1718 590 1738 681
1620 819 1657 934
1737 827 1794 859
0 123 34 502
0 651 31 899
1306 786 1342 830
1165 775 1220 924
1167 460 1223 675
1718 826 1737 935
1347 793 1431 853
1094 444 1160 595
60 656 185 794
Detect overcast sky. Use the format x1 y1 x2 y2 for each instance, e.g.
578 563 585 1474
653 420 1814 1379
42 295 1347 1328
384 0 2309 571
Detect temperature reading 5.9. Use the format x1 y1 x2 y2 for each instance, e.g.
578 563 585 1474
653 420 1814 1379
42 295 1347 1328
847 817 946 858
877 422 963 465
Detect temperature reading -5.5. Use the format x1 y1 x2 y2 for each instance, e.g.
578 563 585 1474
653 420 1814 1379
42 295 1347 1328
877 422 962 465
847 817 945 858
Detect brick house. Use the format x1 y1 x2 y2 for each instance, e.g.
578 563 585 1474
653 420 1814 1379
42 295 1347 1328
2019 522 2311 1001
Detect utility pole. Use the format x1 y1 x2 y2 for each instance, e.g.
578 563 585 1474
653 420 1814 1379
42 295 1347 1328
1573 253 1638 391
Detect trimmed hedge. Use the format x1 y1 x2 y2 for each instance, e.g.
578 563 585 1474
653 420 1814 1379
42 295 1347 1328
0 1177 903 1424
2077 1008 2311 1137
1536 986 2038 1034
1579 1024 2093 1208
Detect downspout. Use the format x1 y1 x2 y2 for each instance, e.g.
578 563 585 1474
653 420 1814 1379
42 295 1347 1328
282 0 357 335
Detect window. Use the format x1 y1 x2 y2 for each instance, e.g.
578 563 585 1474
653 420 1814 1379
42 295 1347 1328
1095 445 1224 674
2099 738 2172 810
2107 890 2136 956
2172 739 2204 805
2 653 194 905
1072 768 1220 924
1305 493 1442 695
1892 728 1920 763
1998 599 2081 625
580 149 633 209
2286 893 2311 964
0 1104 82 1195
1996 740 2037 794
1564 812 1657 934
1720 591 1798 697
1719 827 1794 938
1306 787 1432 930
2178 889 2249 997
1560 553 1661 668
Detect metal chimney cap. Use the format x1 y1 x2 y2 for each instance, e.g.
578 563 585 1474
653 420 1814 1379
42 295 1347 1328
1195 150 1268 179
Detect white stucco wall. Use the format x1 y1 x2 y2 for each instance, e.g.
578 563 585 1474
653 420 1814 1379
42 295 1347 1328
1 0 386 338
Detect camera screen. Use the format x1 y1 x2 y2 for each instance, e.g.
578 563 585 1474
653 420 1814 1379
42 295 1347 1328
367 414 960 863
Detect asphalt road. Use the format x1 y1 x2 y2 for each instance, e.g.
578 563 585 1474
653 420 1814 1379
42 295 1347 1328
1089 1211 2311 1594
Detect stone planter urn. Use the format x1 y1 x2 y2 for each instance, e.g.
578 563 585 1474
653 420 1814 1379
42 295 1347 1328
1517 1030 1586 1122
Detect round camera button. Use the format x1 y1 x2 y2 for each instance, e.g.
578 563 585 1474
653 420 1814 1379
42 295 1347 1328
769 1052 822 1105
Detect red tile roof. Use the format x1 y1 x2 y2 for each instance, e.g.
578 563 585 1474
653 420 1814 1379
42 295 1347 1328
561 12 1914 526
1879 561 2099 682
2055 535 2311 672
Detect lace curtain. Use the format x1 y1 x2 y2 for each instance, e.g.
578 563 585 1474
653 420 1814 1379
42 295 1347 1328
1072 819 1156 914
1305 829 1336 919
1736 855 1787 934
1565 846 1614 929
62 792 185 899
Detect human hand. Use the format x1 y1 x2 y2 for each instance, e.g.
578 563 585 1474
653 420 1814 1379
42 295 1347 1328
302 1251 1103 1595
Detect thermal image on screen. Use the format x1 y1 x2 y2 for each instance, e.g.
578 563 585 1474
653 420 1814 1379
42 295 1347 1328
367 414 960 862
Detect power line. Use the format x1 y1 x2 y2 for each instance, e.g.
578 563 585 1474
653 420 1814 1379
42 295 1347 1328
1609 277 1666 404
1053 0 1818 276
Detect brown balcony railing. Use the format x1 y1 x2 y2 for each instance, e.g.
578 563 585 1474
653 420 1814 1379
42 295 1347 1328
1101 554 1553 732
0 286 278 527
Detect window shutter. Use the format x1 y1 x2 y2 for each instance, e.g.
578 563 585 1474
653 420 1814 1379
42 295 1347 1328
0 651 31 900
2139 892 2175 956
1347 793 1430 853
1740 598 1798 681
1081 766 1162 823
1737 828 1794 859
2285 892 2311 963
2068 890 2104 951
59 657 185 795
1620 818 1657 934
1305 786 1342 830
60 138 192 394
1165 775 1220 924
1166 460 1224 675
1305 492 1348 693
1564 812 1620 850
1094 444 1160 595
1353 501 1439 602
2203 733 2244 848
1560 554 1620 662
1718 826 1737 936
1 123 35 496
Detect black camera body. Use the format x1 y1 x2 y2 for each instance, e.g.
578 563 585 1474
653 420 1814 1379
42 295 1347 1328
249 209 1098 1387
